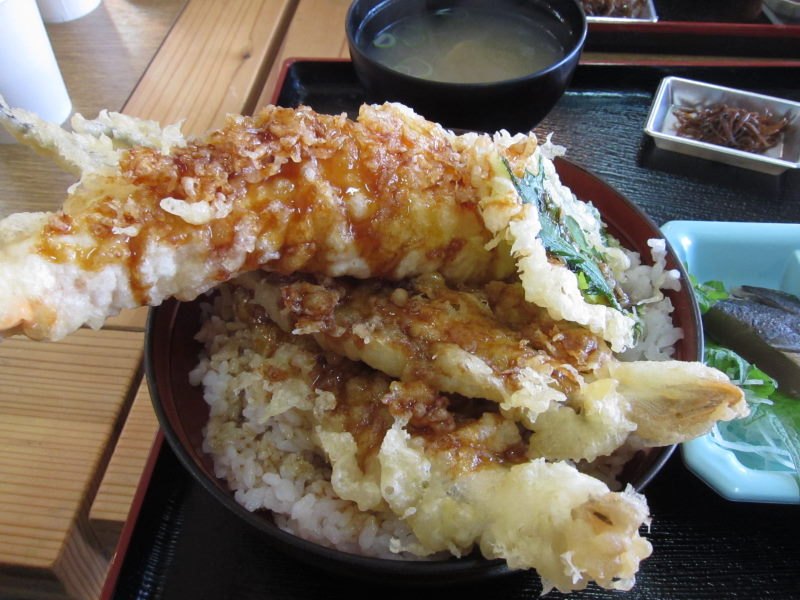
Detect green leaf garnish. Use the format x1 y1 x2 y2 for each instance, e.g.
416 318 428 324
689 275 729 314
503 156 623 311
695 276 800 477
704 342 777 397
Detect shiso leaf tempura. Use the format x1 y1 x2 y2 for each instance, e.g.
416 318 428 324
0 99 748 592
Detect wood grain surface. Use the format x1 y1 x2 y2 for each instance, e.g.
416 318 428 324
123 0 297 134
0 0 183 592
0 0 296 598
0 0 188 220
89 381 160 557
260 0 350 108
0 329 144 599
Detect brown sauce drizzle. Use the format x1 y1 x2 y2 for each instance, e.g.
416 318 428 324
424 426 529 475
35 105 496 308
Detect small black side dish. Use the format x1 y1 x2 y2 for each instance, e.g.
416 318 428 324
346 0 587 132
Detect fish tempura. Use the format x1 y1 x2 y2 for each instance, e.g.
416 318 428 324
0 101 516 340
237 271 746 460
195 279 654 594
1 99 640 350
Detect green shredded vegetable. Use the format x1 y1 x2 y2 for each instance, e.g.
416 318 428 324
692 277 800 478
504 157 623 311
690 275 729 314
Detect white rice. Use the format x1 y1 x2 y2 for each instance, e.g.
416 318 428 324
190 236 682 559
617 239 683 362
191 297 425 559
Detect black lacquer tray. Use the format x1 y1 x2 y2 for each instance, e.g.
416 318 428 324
107 61 800 600
584 0 800 57
274 59 800 213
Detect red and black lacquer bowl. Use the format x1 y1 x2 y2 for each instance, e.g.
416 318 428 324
145 160 701 585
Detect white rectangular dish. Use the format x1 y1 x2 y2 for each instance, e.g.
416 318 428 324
585 0 658 23
645 77 800 175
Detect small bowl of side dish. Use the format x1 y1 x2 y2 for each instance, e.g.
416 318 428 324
581 0 658 23
146 160 699 585
662 220 800 505
345 0 587 133
645 76 800 175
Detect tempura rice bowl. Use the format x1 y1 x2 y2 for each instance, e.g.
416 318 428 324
145 158 700 584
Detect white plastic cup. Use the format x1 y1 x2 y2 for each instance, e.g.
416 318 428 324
0 0 72 143
36 0 101 23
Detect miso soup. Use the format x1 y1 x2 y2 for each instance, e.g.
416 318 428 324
366 7 567 84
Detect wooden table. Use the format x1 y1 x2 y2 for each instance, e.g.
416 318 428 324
0 1 300 597
1 2 798 599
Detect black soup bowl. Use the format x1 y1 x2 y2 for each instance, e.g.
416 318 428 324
346 0 587 133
